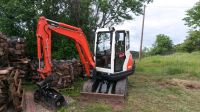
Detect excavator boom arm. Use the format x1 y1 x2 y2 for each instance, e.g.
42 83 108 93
36 16 95 79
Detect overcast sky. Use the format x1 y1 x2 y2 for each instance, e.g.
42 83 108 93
116 0 199 51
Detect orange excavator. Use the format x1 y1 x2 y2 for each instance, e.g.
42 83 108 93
34 16 135 109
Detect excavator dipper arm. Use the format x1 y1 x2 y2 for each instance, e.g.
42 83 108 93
36 16 95 79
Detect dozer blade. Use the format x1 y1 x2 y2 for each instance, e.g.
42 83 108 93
81 78 127 103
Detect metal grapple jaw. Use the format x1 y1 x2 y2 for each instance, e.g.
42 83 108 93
34 75 67 110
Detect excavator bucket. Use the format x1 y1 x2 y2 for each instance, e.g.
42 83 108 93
81 78 128 102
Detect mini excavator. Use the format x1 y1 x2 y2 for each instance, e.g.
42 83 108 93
34 16 135 109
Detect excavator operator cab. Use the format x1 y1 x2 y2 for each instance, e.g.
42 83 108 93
83 27 135 99
94 27 133 80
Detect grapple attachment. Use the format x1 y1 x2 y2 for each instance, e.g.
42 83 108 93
34 88 66 109
33 76 67 110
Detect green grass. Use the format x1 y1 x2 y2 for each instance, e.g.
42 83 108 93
24 52 200 112
58 78 85 97
61 52 200 112
126 73 200 112
125 52 200 112
137 52 200 78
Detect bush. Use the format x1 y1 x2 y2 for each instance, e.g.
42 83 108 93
150 34 173 55
183 30 200 53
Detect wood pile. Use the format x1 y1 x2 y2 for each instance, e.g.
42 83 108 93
52 59 83 88
0 32 30 79
0 32 27 111
7 37 26 62
0 33 26 65
0 32 85 111
9 58 31 79
0 67 24 112
69 59 84 78
30 59 84 88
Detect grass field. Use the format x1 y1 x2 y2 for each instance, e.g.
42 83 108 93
23 52 200 112
57 52 200 112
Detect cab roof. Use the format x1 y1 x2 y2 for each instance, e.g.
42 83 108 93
96 27 129 32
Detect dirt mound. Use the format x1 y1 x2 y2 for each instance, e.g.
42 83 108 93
166 78 200 89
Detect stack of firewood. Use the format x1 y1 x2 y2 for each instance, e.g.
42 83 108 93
0 67 24 112
7 37 26 61
29 59 84 88
0 33 27 65
7 37 31 79
9 58 31 79
51 59 83 88
69 59 83 78
0 33 9 67
0 32 30 79
52 60 72 88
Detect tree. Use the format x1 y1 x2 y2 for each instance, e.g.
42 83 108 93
183 30 200 53
0 0 152 59
142 47 150 57
0 0 38 57
174 43 184 52
90 0 152 29
183 1 200 53
151 34 173 55
0 0 37 37
183 1 200 30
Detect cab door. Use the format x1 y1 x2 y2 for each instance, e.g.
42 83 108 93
96 31 112 69
114 31 126 72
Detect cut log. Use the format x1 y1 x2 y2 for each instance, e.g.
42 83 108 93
0 67 13 75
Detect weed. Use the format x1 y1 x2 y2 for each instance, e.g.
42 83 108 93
165 66 184 75
167 87 183 95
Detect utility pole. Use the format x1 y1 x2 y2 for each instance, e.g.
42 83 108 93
139 5 146 61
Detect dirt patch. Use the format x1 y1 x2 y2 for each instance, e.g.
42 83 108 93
24 91 54 112
166 78 200 90
111 102 125 111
